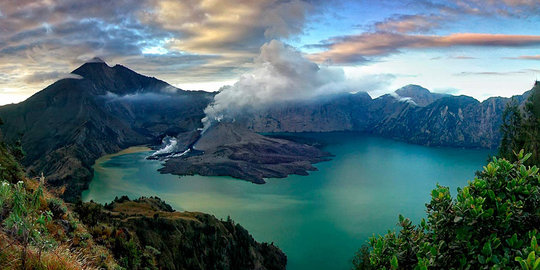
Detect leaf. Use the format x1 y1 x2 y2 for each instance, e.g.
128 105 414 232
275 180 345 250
482 242 492 256
390 255 398 269
516 257 528 270
523 152 533 163
528 251 536 266
533 258 540 270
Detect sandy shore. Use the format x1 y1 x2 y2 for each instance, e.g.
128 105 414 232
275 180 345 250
93 146 152 170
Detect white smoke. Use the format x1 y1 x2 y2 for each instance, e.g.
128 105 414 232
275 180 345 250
202 40 392 130
152 136 178 156
390 92 417 105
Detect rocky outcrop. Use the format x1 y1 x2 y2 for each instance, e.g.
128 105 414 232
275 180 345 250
74 196 287 270
158 122 331 183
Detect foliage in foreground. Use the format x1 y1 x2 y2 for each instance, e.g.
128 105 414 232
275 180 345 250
0 135 116 269
499 82 540 167
353 151 540 269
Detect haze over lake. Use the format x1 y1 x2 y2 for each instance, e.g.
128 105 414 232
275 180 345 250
83 133 492 270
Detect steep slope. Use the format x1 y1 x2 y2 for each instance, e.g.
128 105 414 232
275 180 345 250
0 61 213 201
242 86 532 149
75 196 287 270
243 91 373 132
0 131 286 270
0 131 118 269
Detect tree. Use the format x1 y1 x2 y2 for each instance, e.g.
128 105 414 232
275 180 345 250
499 99 523 162
499 82 540 167
354 151 539 269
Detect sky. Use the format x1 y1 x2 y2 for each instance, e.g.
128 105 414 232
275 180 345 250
1 0 540 105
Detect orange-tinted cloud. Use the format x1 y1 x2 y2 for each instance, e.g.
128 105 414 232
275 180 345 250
505 55 540 60
0 0 319 102
374 14 442 33
309 32 540 64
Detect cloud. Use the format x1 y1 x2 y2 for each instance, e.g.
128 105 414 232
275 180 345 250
450 55 477 59
409 0 540 18
309 32 540 64
374 14 442 33
505 55 540 60
306 0 540 64
141 0 316 55
0 0 321 104
454 69 539 76
202 40 392 129
23 71 82 84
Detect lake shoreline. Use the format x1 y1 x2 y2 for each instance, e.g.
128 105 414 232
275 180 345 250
83 133 492 270
93 146 152 171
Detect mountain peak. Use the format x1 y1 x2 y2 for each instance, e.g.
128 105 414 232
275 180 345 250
395 85 450 106
87 57 106 64
395 85 430 96
71 59 111 79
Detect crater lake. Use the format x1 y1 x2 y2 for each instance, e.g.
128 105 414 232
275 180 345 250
82 133 492 270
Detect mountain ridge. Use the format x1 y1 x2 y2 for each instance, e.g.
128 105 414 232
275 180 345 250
0 60 532 200
0 60 214 201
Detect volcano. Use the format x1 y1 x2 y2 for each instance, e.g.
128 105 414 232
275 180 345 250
158 122 331 183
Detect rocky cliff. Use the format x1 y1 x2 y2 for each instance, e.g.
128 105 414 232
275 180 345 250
242 85 531 148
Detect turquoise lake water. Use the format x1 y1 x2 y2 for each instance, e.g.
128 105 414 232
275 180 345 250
82 133 492 270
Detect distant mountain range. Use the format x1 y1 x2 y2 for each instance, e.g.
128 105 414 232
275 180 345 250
243 84 529 148
0 60 531 201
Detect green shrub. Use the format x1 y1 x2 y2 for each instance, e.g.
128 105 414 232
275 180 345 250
0 181 54 268
354 151 540 269
0 143 24 184
47 197 68 219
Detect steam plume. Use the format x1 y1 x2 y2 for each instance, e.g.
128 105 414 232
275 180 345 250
202 40 391 130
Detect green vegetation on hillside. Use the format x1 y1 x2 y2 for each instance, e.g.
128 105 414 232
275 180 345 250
0 119 24 184
353 151 539 269
0 116 286 270
499 82 540 166
74 196 287 270
354 83 540 269
0 123 117 269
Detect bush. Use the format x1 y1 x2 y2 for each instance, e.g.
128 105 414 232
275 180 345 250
0 181 54 268
354 150 540 269
47 198 68 219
